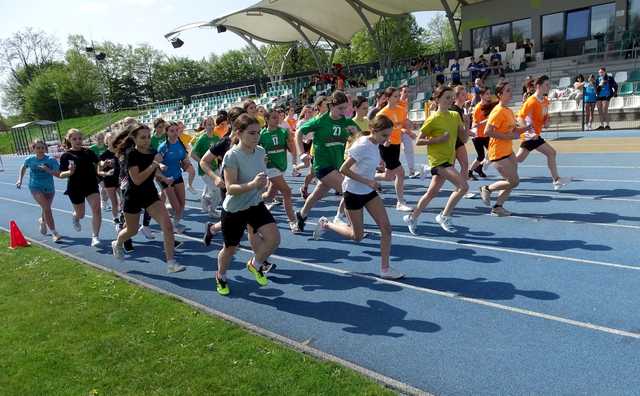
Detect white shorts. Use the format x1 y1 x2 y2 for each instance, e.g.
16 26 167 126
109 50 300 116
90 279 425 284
266 168 283 179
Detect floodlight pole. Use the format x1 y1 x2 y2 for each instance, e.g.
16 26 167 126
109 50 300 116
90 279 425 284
440 0 463 58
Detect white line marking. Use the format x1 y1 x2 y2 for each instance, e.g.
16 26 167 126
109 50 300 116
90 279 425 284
1 196 640 340
520 165 640 169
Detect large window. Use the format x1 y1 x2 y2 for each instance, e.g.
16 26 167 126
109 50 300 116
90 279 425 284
471 19 531 50
630 0 640 32
566 9 590 40
542 12 564 44
591 3 616 38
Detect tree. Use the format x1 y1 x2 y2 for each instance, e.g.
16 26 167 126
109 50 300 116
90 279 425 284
422 15 455 58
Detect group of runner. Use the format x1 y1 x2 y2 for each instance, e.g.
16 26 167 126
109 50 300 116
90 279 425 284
16 74 571 295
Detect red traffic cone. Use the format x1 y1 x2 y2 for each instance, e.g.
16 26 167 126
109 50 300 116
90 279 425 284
9 220 30 249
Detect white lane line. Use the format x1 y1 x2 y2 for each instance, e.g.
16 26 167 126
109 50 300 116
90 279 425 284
520 165 640 169
1 196 640 341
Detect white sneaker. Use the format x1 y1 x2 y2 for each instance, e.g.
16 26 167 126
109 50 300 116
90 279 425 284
479 186 491 207
289 221 301 234
72 215 81 232
553 177 571 191
380 266 405 280
91 236 101 247
38 217 47 235
396 202 413 212
173 221 186 234
139 225 155 240
491 206 512 217
313 217 329 240
403 214 418 235
200 197 210 212
463 192 476 199
407 171 420 179
52 231 62 243
333 215 348 226
167 260 186 273
111 240 124 260
435 213 456 233
420 164 431 180
187 186 198 195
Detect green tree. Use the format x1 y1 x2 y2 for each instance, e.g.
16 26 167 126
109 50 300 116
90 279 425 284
422 15 455 58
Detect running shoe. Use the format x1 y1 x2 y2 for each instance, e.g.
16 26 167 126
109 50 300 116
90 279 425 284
203 222 216 246
72 215 81 232
173 221 186 234
420 164 431 180
111 240 124 261
216 275 230 296
596 125 605 130
313 216 329 240
289 221 301 234
291 169 302 177
463 192 476 199
174 240 184 249
262 261 277 273
479 186 492 207
403 214 418 235
491 206 511 217
475 168 488 178
52 232 62 243
300 186 309 200
333 214 348 226
295 211 307 232
435 213 456 233
246 258 268 286
91 236 101 247
139 225 155 240
468 171 478 181
605 125 611 130
396 201 413 212
38 217 47 235
380 266 405 280
408 171 421 179
187 186 198 195
167 260 186 273
553 177 572 191
123 239 134 253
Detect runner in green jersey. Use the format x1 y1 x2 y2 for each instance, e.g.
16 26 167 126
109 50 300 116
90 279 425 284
294 90 359 232
191 116 221 218
259 110 299 233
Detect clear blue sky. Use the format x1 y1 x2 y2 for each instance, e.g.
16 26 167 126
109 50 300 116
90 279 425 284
0 0 441 114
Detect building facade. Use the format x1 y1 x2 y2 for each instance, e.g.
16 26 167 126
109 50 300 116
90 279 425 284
461 0 640 58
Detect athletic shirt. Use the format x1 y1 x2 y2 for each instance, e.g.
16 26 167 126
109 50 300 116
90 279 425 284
343 136 380 195
192 133 220 175
472 104 489 138
487 104 516 161
297 118 313 143
450 63 460 78
377 105 408 145
59 148 99 194
157 139 187 180
89 143 107 157
150 132 165 151
596 76 612 98
584 83 597 103
518 95 549 136
259 127 289 172
221 145 267 213
214 123 229 138
125 148 158 200
420 111 461 168
23 154 58 193
352 117 369 135
99 149 119 183
298 112 359 174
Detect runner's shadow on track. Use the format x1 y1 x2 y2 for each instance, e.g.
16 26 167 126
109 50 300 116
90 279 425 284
399 276 559 301
389 223 495 238
558 188 640 199
359 243 501 264
236 284 441 337
128 270 216 291
513 211 640 224
456 236 611 252
264 268 403 292
276 246 371 264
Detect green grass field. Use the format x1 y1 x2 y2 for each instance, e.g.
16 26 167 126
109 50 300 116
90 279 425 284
0 110 142 154
0 233 393 396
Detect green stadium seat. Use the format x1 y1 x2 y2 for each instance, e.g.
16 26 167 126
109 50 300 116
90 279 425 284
628 70 640 82
619 82 634 96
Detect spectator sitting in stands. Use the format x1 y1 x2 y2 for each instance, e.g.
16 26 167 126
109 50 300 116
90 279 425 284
471 78 485 107
467 57 479 81
434 63 445 85
450 59 462 86
490 48 504 76
572 74 586 106
522 39 534 62
478 56 490 79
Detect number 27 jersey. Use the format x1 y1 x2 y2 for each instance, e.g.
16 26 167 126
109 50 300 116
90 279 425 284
298 112 359 173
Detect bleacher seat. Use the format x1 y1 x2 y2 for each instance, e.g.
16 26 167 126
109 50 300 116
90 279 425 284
609 96 624 110
628 70 640 82
549 100 563 114
624 95 640 108
561 100 578 112
619 82 634 96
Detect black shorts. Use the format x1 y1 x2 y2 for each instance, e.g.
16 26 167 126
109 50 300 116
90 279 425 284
379 143 402 171
596 96 611 102
303 141 312 153
472 137 490 161
66 183 99 205
123 192 160 214
221 202 275 247
344 190 378 211
520 137 546 152
103 176 119 189
455 138 465 150
491 154 513 162
430 162 453 176
316 166 337 180
159 176 184 189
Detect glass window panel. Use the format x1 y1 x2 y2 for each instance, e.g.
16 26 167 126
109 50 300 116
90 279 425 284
591 3 615 38
566 9 590 40
631 0 640 32
512 19 532 43
542 12 564 44
490 23 511 50
472 27 490 50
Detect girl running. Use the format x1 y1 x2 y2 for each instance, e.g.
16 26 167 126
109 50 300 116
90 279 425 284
399 85 420 179
584 74 597 130
479 81 532 216
377 87 413 212
97 131 121 230
112 123 185 273
313 115 404 280
294 91 359 232
403 86 469 234
352 96 370 134
450 86 473 181
16 139 62 242
59 129 102 247
516 75 571 190
215 114 280 296
158 122 189 233
260 110 300 233
191 116 221 218
298 96 328 200
90 132 110 211
469 87 496 178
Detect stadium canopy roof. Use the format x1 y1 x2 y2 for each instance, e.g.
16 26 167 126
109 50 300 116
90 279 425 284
165 0 486 46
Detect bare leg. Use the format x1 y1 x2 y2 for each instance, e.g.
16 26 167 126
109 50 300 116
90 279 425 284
86 193 102 237
146 200 175 262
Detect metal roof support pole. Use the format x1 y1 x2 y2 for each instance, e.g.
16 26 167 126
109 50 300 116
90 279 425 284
345 0 387 68
286 21 323 72
441 0 463 58
233 30 275 82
